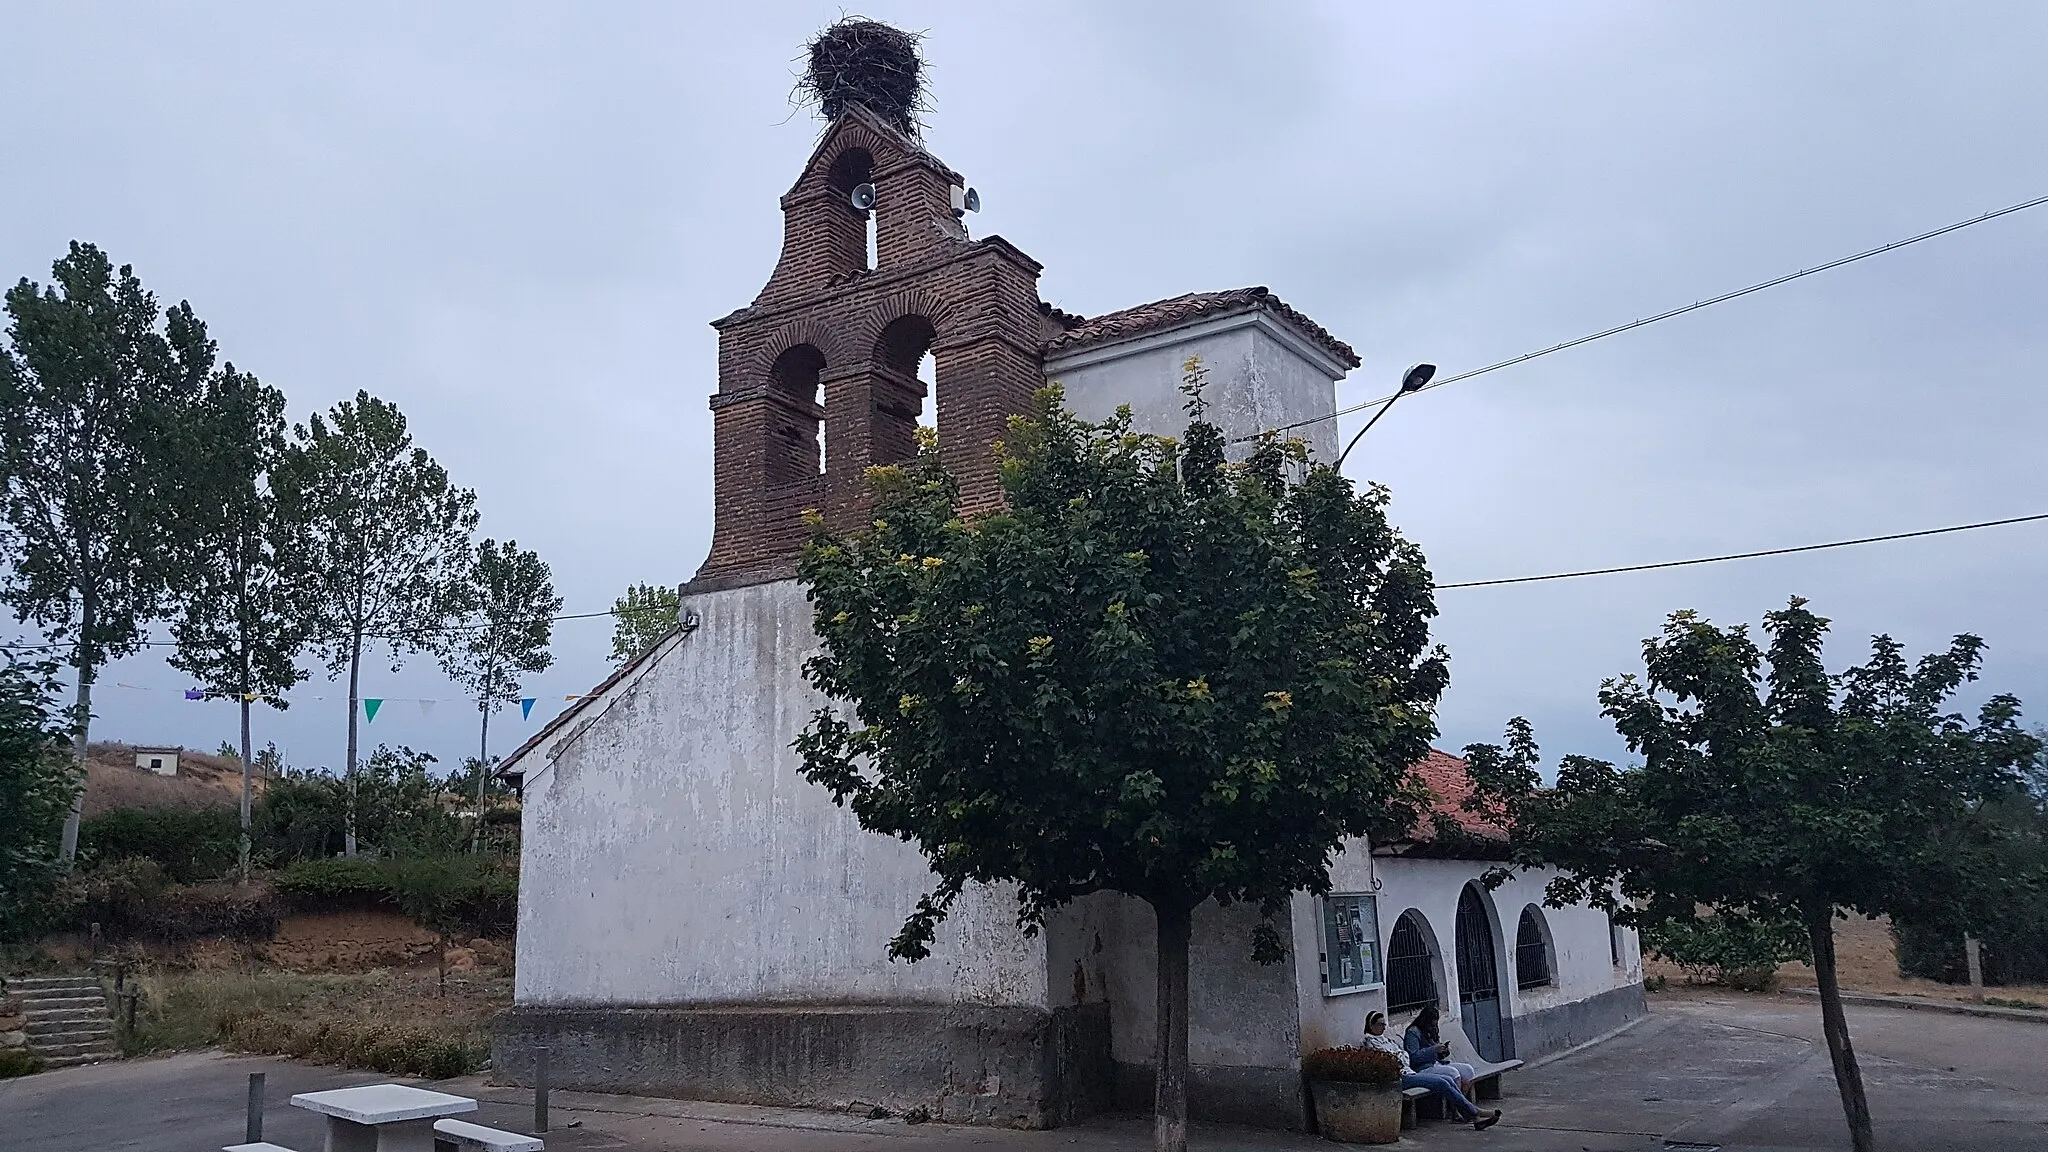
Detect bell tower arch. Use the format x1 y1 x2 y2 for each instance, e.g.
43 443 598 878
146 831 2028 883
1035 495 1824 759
694 106 1047 590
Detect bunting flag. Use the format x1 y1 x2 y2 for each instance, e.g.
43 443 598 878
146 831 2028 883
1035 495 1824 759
110 679 562 719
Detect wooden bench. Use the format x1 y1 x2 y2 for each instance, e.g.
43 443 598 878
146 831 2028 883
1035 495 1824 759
433 1118 545 1152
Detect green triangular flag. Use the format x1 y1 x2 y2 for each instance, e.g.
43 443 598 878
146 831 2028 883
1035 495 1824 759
363 698 383 723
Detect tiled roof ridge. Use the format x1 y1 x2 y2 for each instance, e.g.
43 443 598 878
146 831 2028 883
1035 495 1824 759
1043 286 1360 368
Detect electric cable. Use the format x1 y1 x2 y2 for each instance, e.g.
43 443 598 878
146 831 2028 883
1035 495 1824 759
1240 191 2048 442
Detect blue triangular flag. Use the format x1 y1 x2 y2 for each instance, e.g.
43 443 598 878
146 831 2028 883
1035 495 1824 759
184 688 205 700
520 698 536 720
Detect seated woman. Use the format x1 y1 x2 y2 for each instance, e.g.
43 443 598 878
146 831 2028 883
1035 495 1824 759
1404 1004 1480 1100
1364 1010 1501 1131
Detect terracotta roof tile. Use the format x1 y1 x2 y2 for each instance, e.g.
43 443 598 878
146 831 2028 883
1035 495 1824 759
1404 748 1509 843
1043 287 1360 369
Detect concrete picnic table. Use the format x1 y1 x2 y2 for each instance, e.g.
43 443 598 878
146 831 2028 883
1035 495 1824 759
287 1083 478 1152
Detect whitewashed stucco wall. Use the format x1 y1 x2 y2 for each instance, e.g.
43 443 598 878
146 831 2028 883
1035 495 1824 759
1373 857 1641 1037
1045 891 1301 1071
1289 837 1380 1055
1047 312 1346 462
512 578 1046 1009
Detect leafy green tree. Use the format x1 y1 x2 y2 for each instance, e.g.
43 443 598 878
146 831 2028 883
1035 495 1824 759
795 372 1446 1152
255 765 347 864
168 364 309 881
440 538 560 850
1465 600 2038 1152
274 392 477 856
608 582 679 664
0 659 74 942
0 243 216 861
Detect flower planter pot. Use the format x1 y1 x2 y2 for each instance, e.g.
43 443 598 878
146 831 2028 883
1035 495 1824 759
1309 1078 1401 1144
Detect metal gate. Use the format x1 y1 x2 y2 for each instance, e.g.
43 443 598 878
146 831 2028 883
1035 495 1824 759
1454 885 1507 1061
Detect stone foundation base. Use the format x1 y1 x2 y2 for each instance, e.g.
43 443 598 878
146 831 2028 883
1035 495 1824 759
1511 982 1648 1060
1112 1061 1307 1131
492 1001 1112 1129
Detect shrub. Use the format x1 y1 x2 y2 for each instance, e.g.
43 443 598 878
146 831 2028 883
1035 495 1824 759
0 663 73 946
53 856 170 933
1301 1046 1404 1086
1643 911 1808 989
80 806 241 883
0 1049 45 1078
137 882 281 941
273 856 517 936
273 858 392 906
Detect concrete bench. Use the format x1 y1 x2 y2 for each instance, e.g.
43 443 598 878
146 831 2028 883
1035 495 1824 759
433 1118 544 1152
1398 1085 1434 1130
224 1144 302 1152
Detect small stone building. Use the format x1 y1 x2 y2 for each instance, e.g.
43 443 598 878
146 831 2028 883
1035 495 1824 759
132 746 181 777
498 94 1640 1130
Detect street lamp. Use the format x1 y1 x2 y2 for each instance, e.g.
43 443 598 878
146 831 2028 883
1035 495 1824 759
1334 363 1434 469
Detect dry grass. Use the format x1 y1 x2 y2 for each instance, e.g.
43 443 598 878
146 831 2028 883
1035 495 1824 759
81 742 252 818
121 963 509 1077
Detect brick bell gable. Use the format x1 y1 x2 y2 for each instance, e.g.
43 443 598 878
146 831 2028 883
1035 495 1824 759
693 106 1049 592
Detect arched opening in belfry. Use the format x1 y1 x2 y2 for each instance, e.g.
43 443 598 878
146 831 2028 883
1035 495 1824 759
767 343 826 482
827 148 877 271
873 315 936 464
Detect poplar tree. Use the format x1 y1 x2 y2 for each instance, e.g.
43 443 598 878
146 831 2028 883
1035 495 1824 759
608 582 679 664
1466 600 2039 1152
274 392 477 856
796 372 1446 1152
169 364 308 880
441 537 560 849
0 243 214 861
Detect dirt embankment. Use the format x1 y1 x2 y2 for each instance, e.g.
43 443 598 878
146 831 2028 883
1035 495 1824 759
79 742 257 818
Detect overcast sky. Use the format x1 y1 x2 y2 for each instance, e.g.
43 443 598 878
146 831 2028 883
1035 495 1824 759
4 2 2045 776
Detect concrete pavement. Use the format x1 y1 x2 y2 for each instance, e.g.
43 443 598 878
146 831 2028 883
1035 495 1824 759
6 991 2047 1151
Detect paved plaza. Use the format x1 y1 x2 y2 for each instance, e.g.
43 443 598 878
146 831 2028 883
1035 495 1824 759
6 991 2046 1151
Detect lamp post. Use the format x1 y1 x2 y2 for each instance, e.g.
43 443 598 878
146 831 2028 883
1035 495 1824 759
1334 363 1434 469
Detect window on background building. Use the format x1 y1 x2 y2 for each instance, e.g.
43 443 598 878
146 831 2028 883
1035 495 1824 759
1386 911 1437 1013
1515 906 1553 990
1321 893 1382 994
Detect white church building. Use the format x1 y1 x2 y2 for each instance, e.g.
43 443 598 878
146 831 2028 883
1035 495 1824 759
497 93 1642 1131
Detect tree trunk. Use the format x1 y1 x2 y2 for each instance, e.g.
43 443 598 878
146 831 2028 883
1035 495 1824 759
1809 909 1875 1152
473 703 491 853
344 629 362 858
57 660 94 865
238 694 253 883
1152 900 1192 1152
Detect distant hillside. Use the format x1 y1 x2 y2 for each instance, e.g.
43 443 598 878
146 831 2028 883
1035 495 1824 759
81 742 262 817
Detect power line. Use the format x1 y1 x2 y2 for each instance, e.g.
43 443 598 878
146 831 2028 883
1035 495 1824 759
1245 190 2048 442
7 512 2044 658
1435 512 2048 590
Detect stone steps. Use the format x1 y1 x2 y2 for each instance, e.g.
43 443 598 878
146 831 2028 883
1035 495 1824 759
5 973 118 1068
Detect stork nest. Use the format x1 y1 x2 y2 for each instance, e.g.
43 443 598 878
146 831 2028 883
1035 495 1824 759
796 17 929 138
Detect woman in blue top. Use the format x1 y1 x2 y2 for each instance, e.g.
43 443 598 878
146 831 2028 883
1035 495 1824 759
1404 1005 1479 1101
1365 1011 1500 1130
